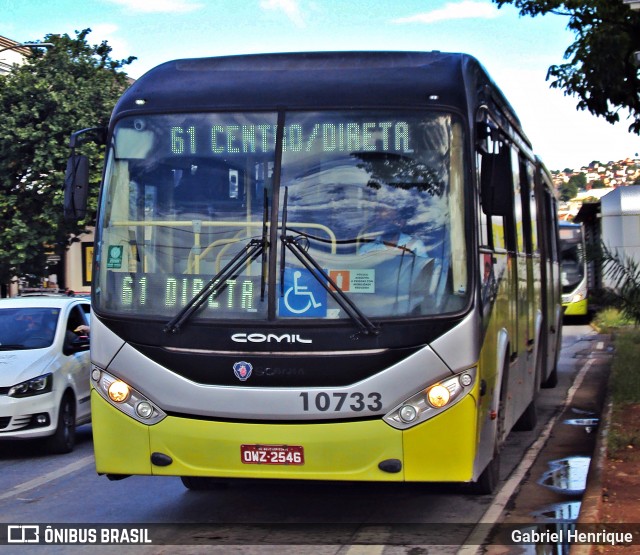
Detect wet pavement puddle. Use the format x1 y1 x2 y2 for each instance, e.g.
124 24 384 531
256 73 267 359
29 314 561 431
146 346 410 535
532 501 582 521
508 456 591 552
538 456 591 496
563 418 599 433
563 408 599 434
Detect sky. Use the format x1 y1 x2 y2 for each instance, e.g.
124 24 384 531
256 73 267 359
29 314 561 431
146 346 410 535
1 0 639 171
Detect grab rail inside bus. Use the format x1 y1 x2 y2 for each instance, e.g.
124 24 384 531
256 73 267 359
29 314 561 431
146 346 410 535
110 219 338 273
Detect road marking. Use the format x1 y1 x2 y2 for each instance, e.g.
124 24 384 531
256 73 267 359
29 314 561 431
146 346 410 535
341 525 389 555
457 359 595 555
0 455 94 501
342 546 385 555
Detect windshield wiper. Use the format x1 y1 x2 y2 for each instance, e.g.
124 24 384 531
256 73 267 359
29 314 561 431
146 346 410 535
280 187 379 338
0 344 27 350
164 193 270 334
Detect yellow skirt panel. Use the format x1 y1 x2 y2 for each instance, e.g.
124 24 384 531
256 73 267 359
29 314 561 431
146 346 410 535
403 395 477 482
91 390 479 483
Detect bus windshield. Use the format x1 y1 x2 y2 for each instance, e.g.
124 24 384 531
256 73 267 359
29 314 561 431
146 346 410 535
95 111 468 323
559 225 585 293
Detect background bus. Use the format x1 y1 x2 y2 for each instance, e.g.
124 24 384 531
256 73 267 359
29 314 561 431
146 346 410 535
65 51 562 494
559 221 588 317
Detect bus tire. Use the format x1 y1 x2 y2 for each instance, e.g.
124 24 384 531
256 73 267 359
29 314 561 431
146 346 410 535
515 352 539 431
469 452 500 495
541 367 558 389
514 397 537 431
46 392 76 454
180 477 229 491
469 354 510 494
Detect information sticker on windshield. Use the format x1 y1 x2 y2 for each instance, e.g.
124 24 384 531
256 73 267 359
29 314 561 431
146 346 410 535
240 444 304 465
328 269 375 293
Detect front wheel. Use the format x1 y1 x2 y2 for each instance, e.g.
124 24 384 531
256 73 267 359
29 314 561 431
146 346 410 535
468 452 500 495
46 393 76 454
541 367 558 389
514 397 537 431
469 360 508 495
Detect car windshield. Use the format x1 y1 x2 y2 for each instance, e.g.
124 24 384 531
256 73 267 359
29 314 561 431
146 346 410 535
0 308 60 350
95 110 469 323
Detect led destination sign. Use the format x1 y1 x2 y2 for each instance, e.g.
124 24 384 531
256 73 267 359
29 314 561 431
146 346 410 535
170 120 413 156
109 272 261 315
107 268 375 319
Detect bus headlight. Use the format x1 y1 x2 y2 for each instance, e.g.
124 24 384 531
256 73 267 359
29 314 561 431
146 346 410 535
562 281 587 304
427 384 451 408
108 380 130 403
91 366 166 425
383 368 476 430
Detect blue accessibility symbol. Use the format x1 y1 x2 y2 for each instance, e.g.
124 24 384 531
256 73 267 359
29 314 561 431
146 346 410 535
279 268 327 317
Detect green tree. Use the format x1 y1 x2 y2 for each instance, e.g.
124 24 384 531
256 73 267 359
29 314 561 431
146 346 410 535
0 29 135 292
569 172 587 189
492 0 640 134
590 179 606 189
559 180 579 201
592 243 640 324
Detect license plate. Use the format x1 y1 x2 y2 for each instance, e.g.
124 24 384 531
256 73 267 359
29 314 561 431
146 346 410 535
240 444 304 465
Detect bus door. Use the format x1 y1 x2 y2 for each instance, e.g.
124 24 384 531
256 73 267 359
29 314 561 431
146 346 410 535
511 151 538 385
518 158 539 369
536 169 560 381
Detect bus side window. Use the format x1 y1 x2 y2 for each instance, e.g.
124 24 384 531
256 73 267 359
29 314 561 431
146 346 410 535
478 145 511 252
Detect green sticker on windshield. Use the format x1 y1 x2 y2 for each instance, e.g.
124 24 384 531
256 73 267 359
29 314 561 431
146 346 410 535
107 246 124 269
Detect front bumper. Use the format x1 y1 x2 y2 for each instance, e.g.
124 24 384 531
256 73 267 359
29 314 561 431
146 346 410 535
0 392 58 439
562 299 588 316
92 389 477 483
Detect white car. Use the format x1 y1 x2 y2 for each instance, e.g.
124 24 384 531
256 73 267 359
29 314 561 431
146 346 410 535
0 296 91 453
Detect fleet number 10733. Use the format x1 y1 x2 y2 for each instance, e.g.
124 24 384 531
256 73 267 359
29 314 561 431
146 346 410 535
299 391 382 412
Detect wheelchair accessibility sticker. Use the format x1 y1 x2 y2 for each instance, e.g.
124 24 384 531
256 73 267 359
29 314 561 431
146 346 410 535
279 268 327 317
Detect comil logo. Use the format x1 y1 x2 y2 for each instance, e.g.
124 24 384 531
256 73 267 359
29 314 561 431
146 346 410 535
231 333 312 344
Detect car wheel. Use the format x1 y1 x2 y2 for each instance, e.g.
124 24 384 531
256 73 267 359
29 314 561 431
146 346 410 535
46 393 76 454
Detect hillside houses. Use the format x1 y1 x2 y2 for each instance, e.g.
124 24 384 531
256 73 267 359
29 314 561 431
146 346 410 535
553 157 640 220
552 157 640 189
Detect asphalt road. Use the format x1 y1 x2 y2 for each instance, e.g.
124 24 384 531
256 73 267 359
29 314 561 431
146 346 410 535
0 323 598 554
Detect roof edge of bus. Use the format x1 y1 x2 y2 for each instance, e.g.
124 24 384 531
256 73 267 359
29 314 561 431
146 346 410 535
139 50 479 70
114 51 525 142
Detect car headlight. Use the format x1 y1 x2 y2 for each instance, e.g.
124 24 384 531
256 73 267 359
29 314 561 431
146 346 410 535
8 373 53 398
383 368 476 430
91 366 166 425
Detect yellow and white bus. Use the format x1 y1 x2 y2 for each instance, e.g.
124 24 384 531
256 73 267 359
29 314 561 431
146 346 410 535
65 51 562 494
559 221 589 317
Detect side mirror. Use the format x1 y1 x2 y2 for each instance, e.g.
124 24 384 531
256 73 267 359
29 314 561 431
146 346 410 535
63 333 90 356
480 147 513 217
64 154 89 221
63 126 107 222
